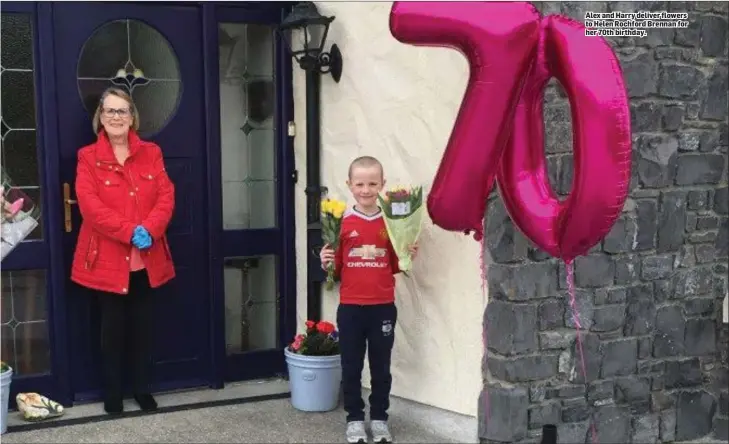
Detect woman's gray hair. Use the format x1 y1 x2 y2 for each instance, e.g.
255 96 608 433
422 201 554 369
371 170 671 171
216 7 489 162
91 87 140 134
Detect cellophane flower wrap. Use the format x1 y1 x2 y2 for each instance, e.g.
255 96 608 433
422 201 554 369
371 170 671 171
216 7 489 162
1 167 41 262
289 320 340 356
321 198 347 290
377 185 424 273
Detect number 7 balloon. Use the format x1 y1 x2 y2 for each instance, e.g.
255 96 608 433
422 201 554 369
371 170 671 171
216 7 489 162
389 1 542 242
389 2 632 263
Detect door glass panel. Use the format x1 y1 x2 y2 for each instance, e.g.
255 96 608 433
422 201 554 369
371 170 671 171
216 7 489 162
224 255 279 353
219 23 277 230
76 19 182 136
248 181 276 229
0 13 42 241
1 270 51 375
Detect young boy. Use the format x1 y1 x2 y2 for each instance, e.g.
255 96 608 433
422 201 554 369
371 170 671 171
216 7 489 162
320 156 418 444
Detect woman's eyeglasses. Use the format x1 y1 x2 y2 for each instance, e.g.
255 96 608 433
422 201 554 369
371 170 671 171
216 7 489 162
102 108 131 118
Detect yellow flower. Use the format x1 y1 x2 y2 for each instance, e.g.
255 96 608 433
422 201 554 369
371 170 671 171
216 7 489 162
321 198 346 218
331 200 346 219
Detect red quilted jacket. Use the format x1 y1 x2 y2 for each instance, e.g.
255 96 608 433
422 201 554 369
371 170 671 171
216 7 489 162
71 130 176 295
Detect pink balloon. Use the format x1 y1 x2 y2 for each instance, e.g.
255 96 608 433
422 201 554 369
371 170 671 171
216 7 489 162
389 1 541 241
496 15 632 262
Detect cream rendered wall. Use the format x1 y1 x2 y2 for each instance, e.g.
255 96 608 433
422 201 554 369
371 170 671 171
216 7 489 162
292 2 487 416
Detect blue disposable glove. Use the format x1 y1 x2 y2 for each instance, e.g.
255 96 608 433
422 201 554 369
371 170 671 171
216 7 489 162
131 231 145 249
133 230 152 249
131 225 152 250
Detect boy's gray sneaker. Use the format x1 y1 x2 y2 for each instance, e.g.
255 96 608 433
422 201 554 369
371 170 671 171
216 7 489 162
346 421 368 444
370 420 392 443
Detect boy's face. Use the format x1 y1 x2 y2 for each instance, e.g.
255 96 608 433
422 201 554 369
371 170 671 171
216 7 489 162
347 165 385 209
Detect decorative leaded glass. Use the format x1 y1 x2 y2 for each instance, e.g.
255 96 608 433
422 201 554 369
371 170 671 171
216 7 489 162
76 19 182 135
218 23 277 230
0 13 42 241
0 13 51 377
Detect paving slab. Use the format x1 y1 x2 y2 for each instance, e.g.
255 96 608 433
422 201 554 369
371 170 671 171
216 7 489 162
1 379 478 443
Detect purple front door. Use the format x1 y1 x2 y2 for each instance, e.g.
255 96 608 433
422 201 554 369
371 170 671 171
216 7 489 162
2 2 297 408
52 3 212 400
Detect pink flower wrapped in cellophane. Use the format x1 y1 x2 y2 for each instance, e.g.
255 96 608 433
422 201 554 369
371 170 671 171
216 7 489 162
1 168 41 261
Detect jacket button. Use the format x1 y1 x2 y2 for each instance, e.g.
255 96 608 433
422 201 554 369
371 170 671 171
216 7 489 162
122 288 127 293
129 191 135 196
96 162 101 166
105 180 110 185
148 175 153 179
125 256 130 261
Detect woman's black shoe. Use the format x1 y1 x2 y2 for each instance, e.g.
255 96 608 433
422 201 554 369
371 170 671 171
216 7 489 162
134 393 158 411
104 398 124 415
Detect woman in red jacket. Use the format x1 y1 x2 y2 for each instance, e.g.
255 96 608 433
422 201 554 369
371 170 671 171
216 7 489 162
71 87 176 415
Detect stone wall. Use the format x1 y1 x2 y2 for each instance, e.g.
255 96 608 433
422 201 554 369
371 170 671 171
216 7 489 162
479 2 728 443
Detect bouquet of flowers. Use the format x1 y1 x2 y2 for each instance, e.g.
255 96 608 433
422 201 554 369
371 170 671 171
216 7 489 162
289 320 340 356
377 185 425 273
321 197 347 290
1 168 41 262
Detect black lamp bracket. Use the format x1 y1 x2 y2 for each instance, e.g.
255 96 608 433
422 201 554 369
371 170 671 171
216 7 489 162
296 44 342 83
305 185 329 197
317 44 343 83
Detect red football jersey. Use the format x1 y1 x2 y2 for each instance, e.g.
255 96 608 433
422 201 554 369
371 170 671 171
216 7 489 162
333 208 400 305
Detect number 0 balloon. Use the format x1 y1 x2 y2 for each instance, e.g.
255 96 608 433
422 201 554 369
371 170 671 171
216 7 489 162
389 2 632 263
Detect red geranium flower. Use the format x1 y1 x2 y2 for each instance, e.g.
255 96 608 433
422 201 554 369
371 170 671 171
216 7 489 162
288 320 339 356
291 334 305 351
316 321 336 335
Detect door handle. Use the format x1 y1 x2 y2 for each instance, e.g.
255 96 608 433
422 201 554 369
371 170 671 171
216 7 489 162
63 183 77 233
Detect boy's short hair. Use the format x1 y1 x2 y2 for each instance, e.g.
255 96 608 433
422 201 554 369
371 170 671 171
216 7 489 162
348 156 384 179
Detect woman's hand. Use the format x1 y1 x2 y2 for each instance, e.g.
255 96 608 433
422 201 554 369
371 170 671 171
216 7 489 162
320 244 335 269
132 225 153 249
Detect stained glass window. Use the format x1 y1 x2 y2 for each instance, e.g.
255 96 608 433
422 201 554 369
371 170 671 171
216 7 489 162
218 23 277 230
76 19 182 135
0 13 42 241
1 13 52 376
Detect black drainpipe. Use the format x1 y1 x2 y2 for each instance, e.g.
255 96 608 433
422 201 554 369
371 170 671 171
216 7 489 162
305 68 325 322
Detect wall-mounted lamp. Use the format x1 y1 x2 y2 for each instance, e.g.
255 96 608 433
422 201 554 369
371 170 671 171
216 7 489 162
278 2 342 322
277 1 343 83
